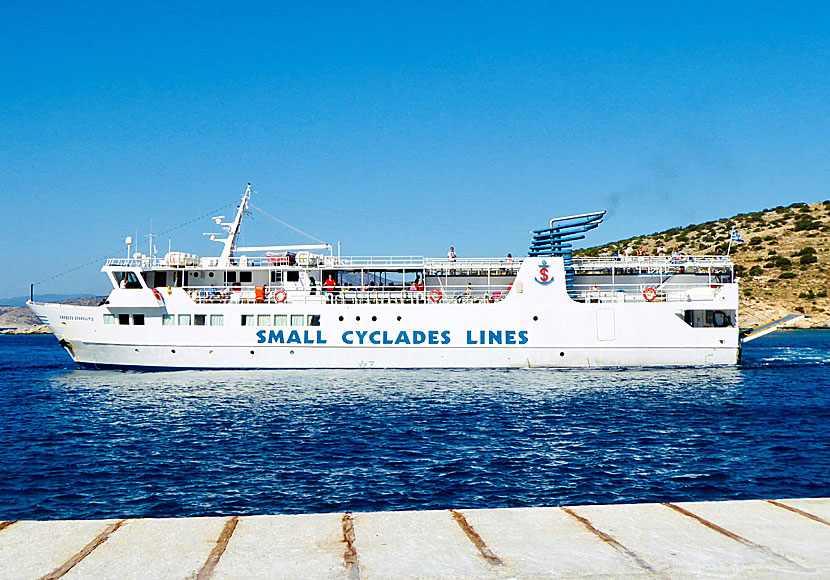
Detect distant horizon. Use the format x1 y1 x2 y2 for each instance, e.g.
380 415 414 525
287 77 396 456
3 2 827 297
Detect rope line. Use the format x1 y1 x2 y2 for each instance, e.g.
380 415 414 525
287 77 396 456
34 203 235 286
249 202 328 245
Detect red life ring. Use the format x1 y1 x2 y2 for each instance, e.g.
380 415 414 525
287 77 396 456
274 289 287 303
643 287 657 302
429 288 442 303
152 288 163 300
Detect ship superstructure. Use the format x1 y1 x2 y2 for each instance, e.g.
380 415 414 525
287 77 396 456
29 185 741 368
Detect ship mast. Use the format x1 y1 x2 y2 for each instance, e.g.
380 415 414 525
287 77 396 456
210 183 252 267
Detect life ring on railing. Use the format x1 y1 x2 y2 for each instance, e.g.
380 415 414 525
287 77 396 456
429 288 442 303
152 288 163 301
643 287 657 302
274 289 287 303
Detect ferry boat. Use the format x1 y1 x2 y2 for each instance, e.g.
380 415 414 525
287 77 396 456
29 184 743 369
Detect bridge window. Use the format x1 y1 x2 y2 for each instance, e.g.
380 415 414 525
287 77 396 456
240 271 253 283
118 314 130 325
308 315 321 326
291 314 304 326
162 315 174 326
104 314 115 325
257 314 271 326
274 314 287 326
133 314 145 325
194 314 206 326
178 314 191 326
210 315 224 326
241 315 253 326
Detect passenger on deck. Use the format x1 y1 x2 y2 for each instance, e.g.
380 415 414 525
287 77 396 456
119 278 127 289
323 275 336 292
309 276 317 295
447 247 457 262
464 282 473 300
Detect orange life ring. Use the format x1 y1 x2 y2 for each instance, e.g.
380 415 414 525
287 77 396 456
643 287 657 302
429 288 442 303
152 288 163 300
274 289 287 303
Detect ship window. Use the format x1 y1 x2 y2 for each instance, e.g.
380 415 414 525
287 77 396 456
308 315 321 326
227 272 237 283
163 314 174 326
133 314 145 325
291 314 304 326
286 271 300 282
271 270 282 283
104 314 115 325
240 271 253 283
241 314 253 326
118 314 130 325
274 314 287 326
194 314 206 326
210 314 224 326
257 314 271 326
178 314 191 326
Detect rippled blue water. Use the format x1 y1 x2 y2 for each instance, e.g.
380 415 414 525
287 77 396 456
1 332 829 520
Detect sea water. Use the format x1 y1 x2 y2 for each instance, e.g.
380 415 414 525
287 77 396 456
1 332 828 520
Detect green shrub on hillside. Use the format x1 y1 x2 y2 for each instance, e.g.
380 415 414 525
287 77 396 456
794 217 820 231
779 272 797 279
749 266 764 276
800 254 818 265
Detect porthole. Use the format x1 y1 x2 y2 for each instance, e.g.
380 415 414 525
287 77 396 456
289 350 295 355
193 272 199 277
559 352 565 357
356 316 361 321
372 316 377 322
250 350 255 355
339 316 344 321
171 349 176 353
134 348 139 352
396 316 401 321
533 316 538 321
208 272 214 278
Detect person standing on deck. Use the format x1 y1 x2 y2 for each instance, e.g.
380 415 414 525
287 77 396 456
447 247 457 261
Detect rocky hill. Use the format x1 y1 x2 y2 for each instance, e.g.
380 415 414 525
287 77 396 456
575 200 830 329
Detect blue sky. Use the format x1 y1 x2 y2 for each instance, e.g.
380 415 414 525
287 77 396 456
1 2 828 297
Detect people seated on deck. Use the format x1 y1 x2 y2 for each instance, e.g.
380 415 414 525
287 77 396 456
464 282 473 301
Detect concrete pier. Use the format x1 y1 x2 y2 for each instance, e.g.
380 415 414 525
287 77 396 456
1 498 829 579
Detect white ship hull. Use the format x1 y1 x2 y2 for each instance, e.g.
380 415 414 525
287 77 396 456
29 257 740 369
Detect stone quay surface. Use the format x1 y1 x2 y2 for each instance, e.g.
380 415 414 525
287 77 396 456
1 497 829 579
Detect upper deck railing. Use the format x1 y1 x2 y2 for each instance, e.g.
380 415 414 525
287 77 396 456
572 255 733 273
104 254 526 272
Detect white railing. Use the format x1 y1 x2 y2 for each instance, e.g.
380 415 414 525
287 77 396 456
572 282 728 304
182 283 512 306
573 255 733 272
